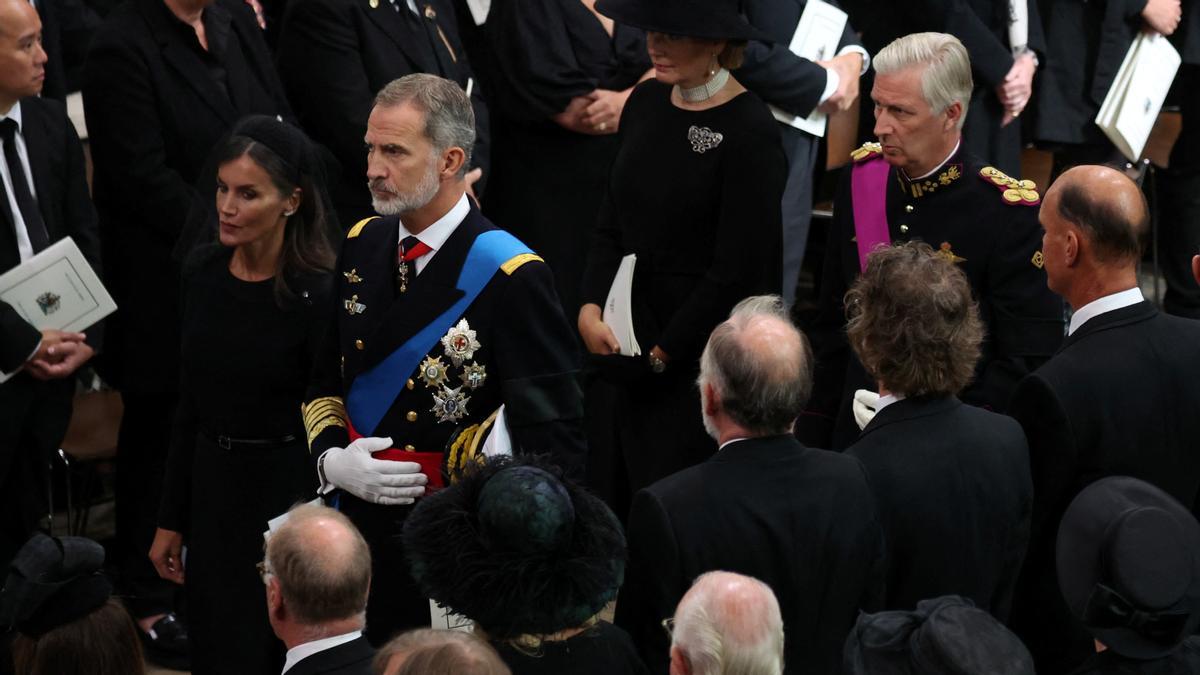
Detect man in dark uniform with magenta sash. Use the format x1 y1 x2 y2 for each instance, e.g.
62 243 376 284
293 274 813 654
301 74 585 644
797 32 1063 450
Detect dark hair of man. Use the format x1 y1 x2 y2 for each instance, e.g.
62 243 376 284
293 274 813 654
12 597 146 675
845 242 984 397
1055 177 1147 265
699 295 813 435
215 135 337 305
374 629 511 675
266 505 372 626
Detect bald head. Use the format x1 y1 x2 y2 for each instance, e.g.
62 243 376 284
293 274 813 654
0 0 47 109
698 296 813 436
671 572 784 675
1047 165 1147 266
266 504 371 626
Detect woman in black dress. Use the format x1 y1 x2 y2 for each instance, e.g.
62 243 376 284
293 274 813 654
578 0 786 513
147 116 338 674
482 0 650 315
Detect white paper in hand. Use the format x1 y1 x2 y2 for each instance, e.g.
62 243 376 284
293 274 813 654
768 0 848 137
604 254 641 357
1096 32 1181 162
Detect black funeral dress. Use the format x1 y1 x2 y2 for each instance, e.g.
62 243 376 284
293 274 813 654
579 79 785 516
159 248 331 674
482 0 649 316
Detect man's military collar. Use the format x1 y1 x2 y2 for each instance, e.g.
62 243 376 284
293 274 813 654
895 146 964 200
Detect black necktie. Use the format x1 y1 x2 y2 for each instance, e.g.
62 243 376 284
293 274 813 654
0 118 49 253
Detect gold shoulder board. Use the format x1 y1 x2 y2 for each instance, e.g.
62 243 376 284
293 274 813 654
850 142 883 163
500 253 544 276
347 216 380 239
978 166 1040 206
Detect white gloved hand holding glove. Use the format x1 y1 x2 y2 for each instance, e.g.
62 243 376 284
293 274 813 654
852 389 880 430
319 436 428 505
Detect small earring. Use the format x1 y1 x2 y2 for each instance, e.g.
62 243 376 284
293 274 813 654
283 210 295 217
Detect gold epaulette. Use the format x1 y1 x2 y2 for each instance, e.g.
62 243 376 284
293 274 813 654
978 167 1040 206
500 253 544 276
850 142 883 163
301 396 348 449
347 216 380 239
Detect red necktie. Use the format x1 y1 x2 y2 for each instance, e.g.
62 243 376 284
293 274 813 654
397 236 432 293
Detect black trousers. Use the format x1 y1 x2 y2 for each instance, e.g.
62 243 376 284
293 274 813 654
115 392 178 618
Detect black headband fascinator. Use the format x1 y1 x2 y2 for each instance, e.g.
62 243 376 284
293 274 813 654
0 533 113 638
231 115 317 185
403 455 626 639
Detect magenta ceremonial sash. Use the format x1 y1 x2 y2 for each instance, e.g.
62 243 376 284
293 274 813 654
850 158 892 272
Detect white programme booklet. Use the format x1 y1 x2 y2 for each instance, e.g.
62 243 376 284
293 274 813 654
1096 32 1181 162
769 0 848 138
604 253 641 357
0 237 116 383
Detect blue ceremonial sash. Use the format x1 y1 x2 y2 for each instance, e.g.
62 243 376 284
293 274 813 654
346 230 532 435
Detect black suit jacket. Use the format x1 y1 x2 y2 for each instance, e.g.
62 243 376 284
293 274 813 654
1009 301 1200 672
0 96 102 371
276 0 489 223
614 434 885 675
82 0 292 392
288 635 375 675
1034 0 1144 146
846 395 1032 620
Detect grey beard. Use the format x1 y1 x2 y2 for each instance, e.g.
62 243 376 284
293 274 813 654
370 165 440 216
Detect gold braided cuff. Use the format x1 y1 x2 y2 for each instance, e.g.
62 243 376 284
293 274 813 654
302 397 347 447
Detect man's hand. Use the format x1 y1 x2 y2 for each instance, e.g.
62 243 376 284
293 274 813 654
1191 253 1199 285
581 88 632 134
998 52 1037 127
578 303 620 355
322 436 428 505
817 51 864 114
552 94 600 135
149 527 185 585
30 329 86 364
1143 0 1182 35
27 340 94 380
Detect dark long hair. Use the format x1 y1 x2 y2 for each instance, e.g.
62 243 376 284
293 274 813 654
12 598 146 675
215 134 337 305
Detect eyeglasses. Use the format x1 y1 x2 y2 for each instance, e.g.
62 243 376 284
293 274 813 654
256 560 273 584
661 617 675 640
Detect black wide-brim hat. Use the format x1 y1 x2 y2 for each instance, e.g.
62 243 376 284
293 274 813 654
595 0 772 43
402 455 625 639
1057 476 1200 659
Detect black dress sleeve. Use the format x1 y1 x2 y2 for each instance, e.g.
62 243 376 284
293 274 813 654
159 277 200 533
488 0 598 121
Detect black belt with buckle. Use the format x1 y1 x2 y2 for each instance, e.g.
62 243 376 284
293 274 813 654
205 431 298 451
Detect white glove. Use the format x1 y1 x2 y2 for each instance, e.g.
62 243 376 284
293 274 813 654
320 436 428 505
852 389 880 431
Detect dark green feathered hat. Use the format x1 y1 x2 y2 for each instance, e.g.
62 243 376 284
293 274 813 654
402 456 625 638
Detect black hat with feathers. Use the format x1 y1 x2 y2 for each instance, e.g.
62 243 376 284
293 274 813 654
402 455 625 638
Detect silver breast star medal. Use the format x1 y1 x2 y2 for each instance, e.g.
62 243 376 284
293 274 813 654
688 125 723 154
432 386 470 423
441 319 481 366
460 363 487 390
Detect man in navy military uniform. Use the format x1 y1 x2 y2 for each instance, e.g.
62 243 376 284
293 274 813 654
302 74 584 645
797 32 1063 450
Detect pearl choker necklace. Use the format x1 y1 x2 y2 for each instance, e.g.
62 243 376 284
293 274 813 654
675 68 730 103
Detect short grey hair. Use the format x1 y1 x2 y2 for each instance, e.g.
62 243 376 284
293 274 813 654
874 32 973 129
672 572 785 675
265 504 371 628
374 74 475 176
698 295 813 436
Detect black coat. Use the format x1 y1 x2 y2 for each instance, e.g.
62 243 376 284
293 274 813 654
839 0 1044 174
82 0 292 392
0 96 101 567
1009 301 1200 673
288 635 375 675
275 0 489 224
614 434 885 675
797 146 1064 450
304 204 585 643
1033 0 1144 147
846 395 1033 620
1069 638 1200 675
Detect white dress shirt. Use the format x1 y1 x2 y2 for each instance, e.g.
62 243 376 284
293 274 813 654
1068 287 1145 336
398 192 470 275
874 392 905 414
0 101 40 263
281 630 362 674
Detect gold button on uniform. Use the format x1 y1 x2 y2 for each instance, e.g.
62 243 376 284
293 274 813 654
900 224 909 234
406 379 415 390
354 339 364 350
904 205 914 213
406 411 418 422
404 444 415 451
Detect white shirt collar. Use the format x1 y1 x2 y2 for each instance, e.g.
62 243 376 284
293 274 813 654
281 630 362 674
718 436 749 451
1 101 23 128
904 140 961 181
399 192 470 254
875 392 905 413
1068 287 1144 335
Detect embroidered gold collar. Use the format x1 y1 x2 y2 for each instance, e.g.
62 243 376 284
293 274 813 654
896 163 963 199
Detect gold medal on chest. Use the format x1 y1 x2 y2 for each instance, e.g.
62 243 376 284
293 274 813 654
419 355 449 388
460 363 487 390
343 294 366 315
